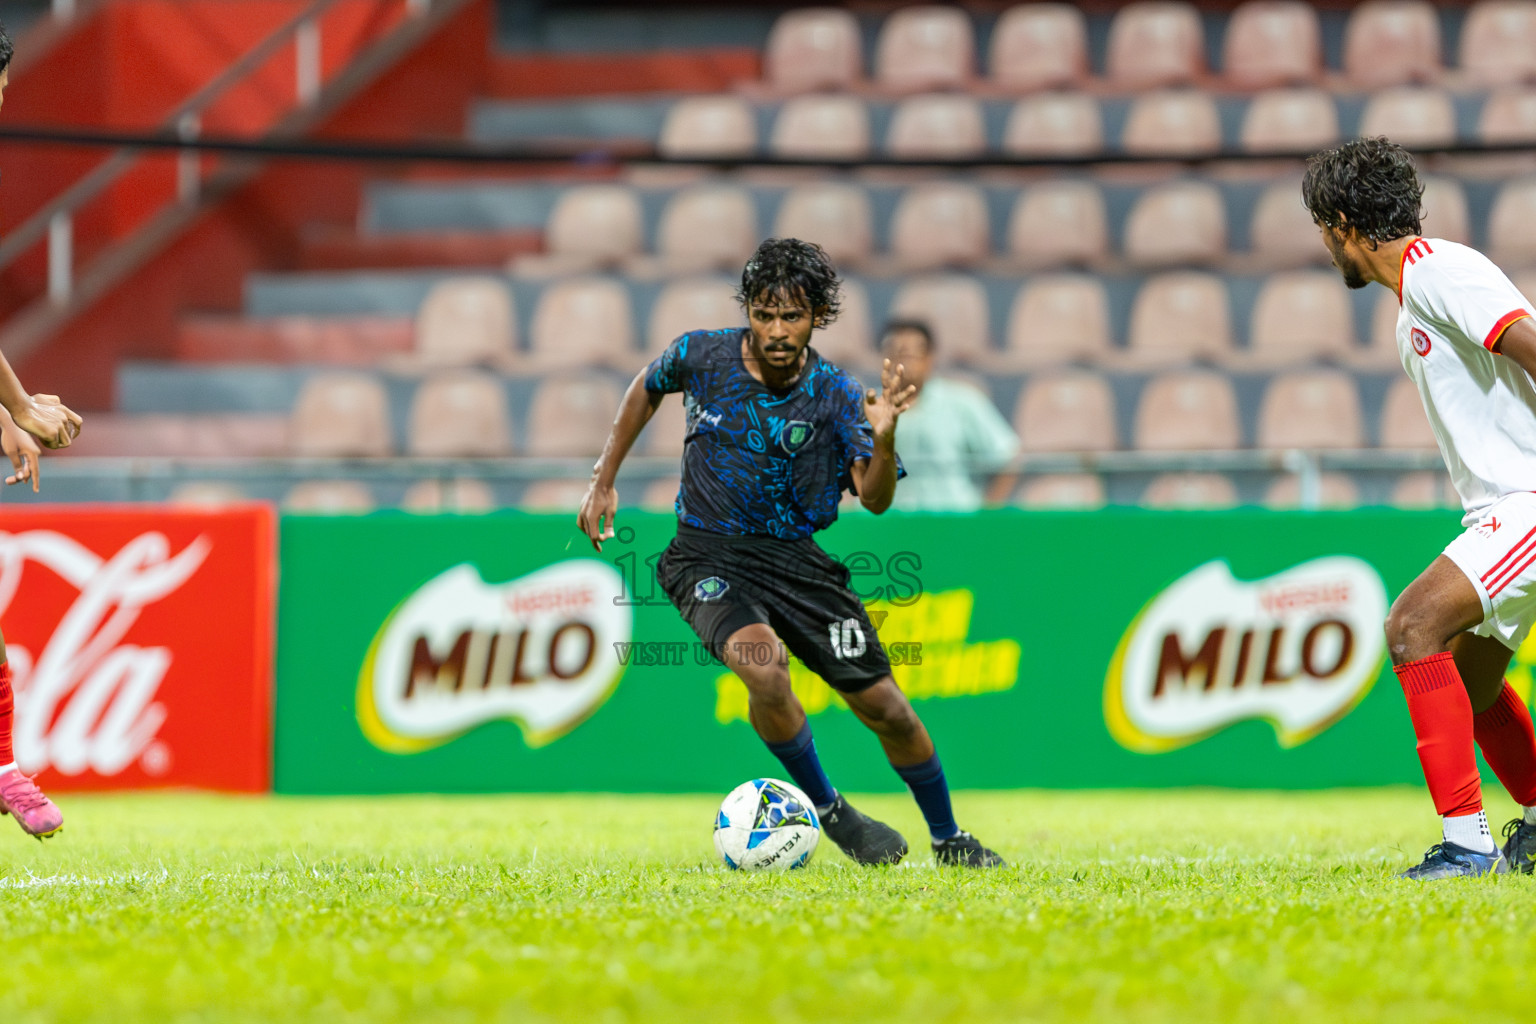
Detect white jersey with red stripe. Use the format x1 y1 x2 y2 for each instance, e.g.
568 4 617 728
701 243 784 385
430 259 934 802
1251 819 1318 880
1396 236 1536 525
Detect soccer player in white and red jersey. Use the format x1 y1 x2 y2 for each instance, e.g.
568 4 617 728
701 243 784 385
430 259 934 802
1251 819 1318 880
1304 137 1536 878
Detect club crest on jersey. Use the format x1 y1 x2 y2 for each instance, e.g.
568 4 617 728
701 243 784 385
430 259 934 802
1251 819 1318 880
695 576 730 602
1411 327 1432 357
779 420 815 453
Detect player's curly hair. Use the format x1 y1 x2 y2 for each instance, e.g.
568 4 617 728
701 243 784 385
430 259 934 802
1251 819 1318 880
0 21 12 75
1302 137 1424 247
736 238 842 328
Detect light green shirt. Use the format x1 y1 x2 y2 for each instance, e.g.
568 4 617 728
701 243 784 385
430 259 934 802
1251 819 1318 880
891 377 1020 512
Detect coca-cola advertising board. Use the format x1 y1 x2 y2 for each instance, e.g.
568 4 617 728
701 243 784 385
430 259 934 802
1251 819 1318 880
1 507 275 791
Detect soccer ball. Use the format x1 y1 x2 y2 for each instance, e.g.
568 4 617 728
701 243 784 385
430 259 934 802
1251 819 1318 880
713 778 821 872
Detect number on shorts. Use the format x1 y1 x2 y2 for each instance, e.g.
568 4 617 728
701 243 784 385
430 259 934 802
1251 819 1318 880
827 618 866 660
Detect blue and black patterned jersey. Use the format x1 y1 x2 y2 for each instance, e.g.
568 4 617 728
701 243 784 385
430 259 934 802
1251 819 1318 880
643 328 904 539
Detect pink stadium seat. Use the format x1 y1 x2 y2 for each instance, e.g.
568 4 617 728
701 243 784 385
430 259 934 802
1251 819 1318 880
655 186 758 272
1257 370 1365 448
1421 175 1471 244
1264 472 1360 509
1002 93 1104 157
643 394 689 458
1013 474 1107 509
1127 273 1233 363
1106 2 1205 88
890 275 991 367
1240 89 1340 153
1123 181 1228 268
641 476 683 512
1004 275 1111 366
1513 267 1536 307
874 5 976 93
412 278 516 368
529 277 636 370
289 373 392 457
402 477 497 513
658 96 757 159
544 186 644 266
1248 271 1355 364
284 480 376 513
526 373 624 458
1359 87 1457 147
168 481 251 508
1380 376 1438 448
407 371 514 458
1250 178 1327 268
813 278 876 370
1134 370 1242 450
1367 288 1402 363
1487 176 1536 263
1480 87 1536 142
1459 0 1536 87
647 278 740 357
989 4 1089 91
1224 1 1323 87
1141 473 1239 509
886 94 987 158
764 7 863 94
1343 0 1442 88
1007 181 1109 268
1121 90 1223 156
1392 471 1457 508
773 183 874 266
177 315 413 365
889 182 990 271
1012 371 1119 452
520 478 592 512
770 95 872 160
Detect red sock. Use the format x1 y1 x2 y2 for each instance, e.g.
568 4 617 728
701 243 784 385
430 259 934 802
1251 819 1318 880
1395 652 1483 817
0 662 12 767
1474 681 1536 807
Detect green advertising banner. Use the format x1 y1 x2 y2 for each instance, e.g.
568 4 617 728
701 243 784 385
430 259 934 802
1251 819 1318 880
274 510 1536 794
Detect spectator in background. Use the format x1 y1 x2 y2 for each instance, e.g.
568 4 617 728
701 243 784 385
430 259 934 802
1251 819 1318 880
879 320 1019 512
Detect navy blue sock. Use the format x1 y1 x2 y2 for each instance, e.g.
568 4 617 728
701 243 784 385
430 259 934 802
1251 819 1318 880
763 721 837 810
893 754 960 841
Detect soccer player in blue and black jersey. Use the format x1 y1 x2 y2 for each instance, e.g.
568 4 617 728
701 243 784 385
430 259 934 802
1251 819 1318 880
578 238 1002 867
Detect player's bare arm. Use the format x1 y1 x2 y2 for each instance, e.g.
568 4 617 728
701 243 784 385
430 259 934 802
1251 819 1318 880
578 373 662 553
0 353 81 450
0 406 43 493
850 358 916 514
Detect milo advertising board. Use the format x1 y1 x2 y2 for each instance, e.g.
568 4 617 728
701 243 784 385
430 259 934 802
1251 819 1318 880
274 509 1530 793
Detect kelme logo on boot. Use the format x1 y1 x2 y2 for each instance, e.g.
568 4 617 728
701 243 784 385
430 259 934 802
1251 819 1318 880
1104 557 1387 753
358 560 630 753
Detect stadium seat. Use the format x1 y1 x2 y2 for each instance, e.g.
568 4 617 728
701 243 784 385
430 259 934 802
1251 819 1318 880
889 275 991 367
1134 370 1242 450
529 277 637 370
655 186 758 272
284 480 376 513
989 4 1089 91
1012 371 1119 452
886 94 987 158
168 481 250 508
525 372 625 458
1121 90 1223 156
1123 181 1228 268
1240 89 1340 153
1479 87 1536 142
1358 87 1457 147
407 371 514 458
1003 275 1111 366
873 5 976 93
773 183 874 266
1006 181 1109 268
1421 175 1471 243
1380 376 1437 448
402 477 497 513
1343 0 1442 87
1224 1 1323 87
1250 178 1328 268
813 278 876 369
640 475 683 512
1013 473 1107 509
1141 473 1239 509
1366 288 1402 364
642 394 689 457
1392 471 1457 507
1487 176 1536 263
647 278 740 357
520 478 592 512
66 414 287 458
657 96 758 158
1105 2 1205 88
289 373 393 457
770 95 873 160
412 278 517 368
763 7 863 94
1263 472 1360 509
544 185 644 267
1459 0 1536 87
1002 93 1104 157
1126 272 1233 364
889 182 990 270
1247 271 1355 364
1257 370 1365 448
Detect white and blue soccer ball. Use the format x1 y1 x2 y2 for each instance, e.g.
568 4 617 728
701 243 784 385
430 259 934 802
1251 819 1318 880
713 778 821 872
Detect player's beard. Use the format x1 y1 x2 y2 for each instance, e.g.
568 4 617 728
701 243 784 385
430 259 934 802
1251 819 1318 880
1325 231 1370 290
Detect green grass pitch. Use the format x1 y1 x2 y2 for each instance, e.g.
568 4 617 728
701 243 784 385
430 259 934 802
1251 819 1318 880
0 789 1530 1024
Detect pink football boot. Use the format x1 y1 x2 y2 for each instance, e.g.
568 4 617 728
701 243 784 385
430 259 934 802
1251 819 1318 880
0 769 62 839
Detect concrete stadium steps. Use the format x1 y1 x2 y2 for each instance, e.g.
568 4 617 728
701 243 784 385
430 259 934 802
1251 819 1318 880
296 224 542 271
176 315 415 364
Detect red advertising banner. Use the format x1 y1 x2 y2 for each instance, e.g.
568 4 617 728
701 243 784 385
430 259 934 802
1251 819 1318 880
0 506 275 791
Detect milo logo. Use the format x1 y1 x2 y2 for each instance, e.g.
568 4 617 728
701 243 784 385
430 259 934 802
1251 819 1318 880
1104 557 1388 753
357 560 630 753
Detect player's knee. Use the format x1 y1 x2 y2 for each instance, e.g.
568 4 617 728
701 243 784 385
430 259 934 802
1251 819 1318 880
1384 603 1446 663
739 664 794 705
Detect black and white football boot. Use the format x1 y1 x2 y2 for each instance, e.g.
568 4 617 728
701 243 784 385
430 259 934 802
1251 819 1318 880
1398 842 1506 880
819 795 908 866
1500 817 1536 874
933 831 1006 868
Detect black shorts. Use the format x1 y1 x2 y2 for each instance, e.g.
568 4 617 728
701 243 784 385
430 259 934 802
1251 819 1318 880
656 524 892 692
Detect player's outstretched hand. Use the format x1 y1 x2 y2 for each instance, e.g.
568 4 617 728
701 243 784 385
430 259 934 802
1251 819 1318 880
578 481 619 552
865 359 918 440
1 419 41 493
12 394 82 450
